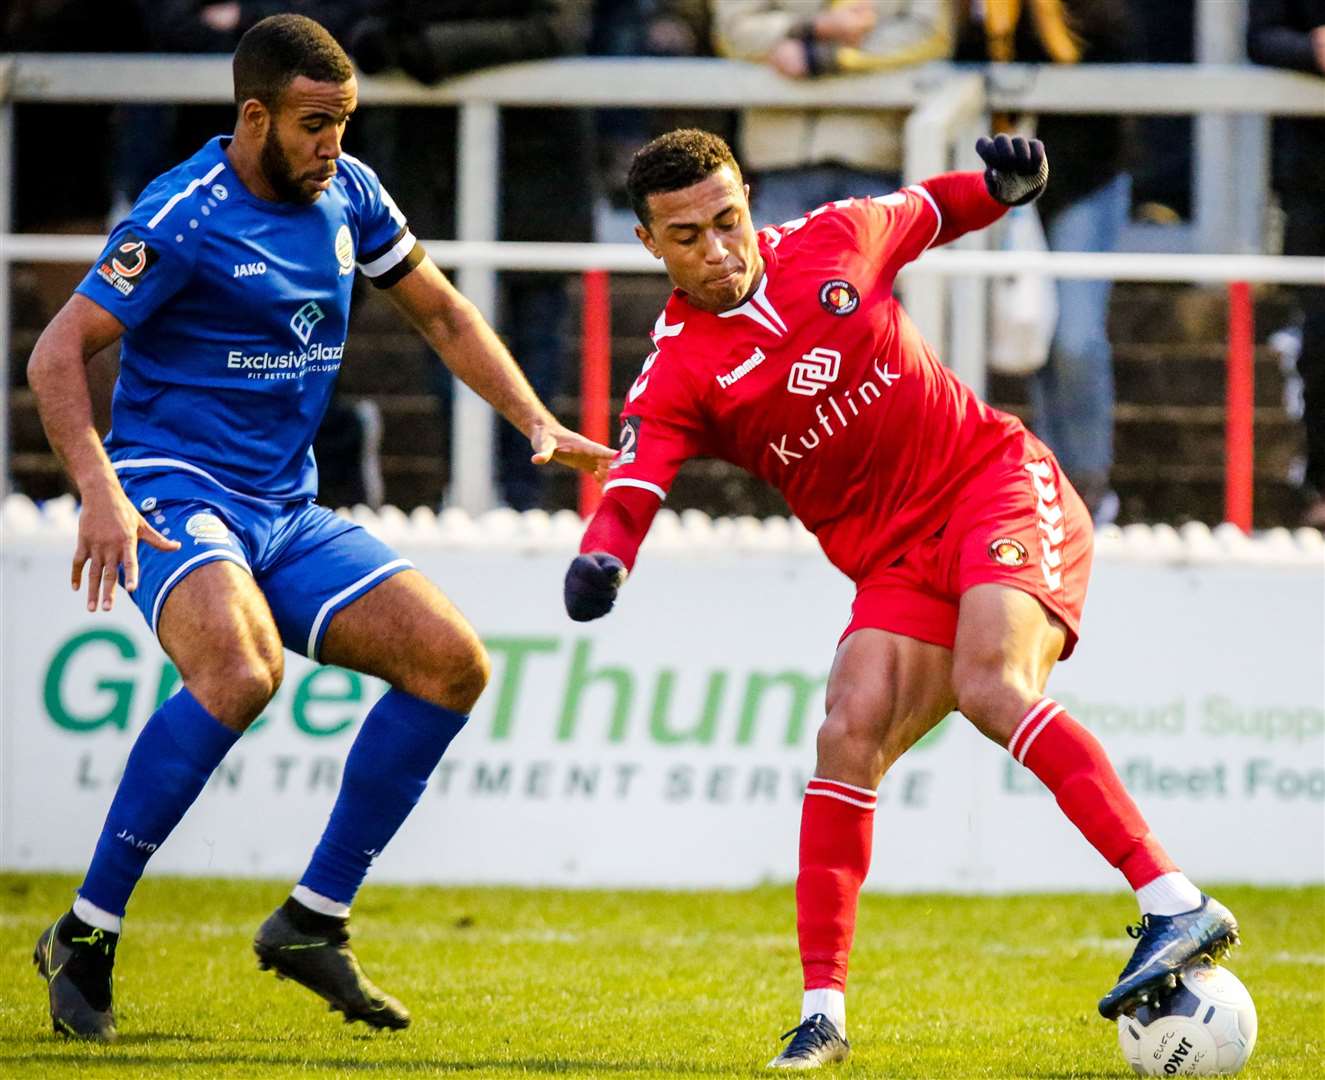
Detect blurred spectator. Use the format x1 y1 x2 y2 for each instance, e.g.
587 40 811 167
7 2 148 231
1247 1 1325 529
347 1 596 510
1128 0 1194 224
4 1 139 51
954 0 1136 525
711 1 951 228
591 1 716 206
114 3 367 216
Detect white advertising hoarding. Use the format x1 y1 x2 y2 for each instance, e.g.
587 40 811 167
2 531 1322 892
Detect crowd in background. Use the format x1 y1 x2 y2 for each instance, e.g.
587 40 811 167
2 1 1322 527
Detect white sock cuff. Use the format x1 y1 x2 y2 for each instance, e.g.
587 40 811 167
801 988 846 1037
73 895 123 934
805 777 877 810
291 884 351 918
1008 697 1064 764
1136 872 1203 917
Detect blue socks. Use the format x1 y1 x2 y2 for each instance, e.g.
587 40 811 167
79 688 238 917
298 688 467 906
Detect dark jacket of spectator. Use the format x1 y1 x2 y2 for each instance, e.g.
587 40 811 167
348 0 594 246
953 0 1135 222
1246 0 1325 198
142 2 367 53
4 0 144 50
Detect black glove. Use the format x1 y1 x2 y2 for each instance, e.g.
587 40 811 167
976 134 1049 207
564 552 628 622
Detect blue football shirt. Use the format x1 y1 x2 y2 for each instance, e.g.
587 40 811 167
77 136 423 502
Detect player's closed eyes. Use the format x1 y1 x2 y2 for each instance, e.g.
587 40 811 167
302 117 350 133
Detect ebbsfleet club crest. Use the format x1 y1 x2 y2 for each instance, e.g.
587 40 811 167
335 224 354 275
185 511 231 545
988 537 1029 567
819 279 859 316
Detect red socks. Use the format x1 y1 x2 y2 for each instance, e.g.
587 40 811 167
797 778 877 992
795 701 1174 995
1011 698 1176 889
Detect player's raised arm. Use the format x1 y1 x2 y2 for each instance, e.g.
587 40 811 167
383 256 614 475
27 295 181 612
924 134 1049 245
869 134 1048 281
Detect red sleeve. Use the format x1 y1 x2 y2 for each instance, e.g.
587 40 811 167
920 171 1007 247
578 322 709 570
855 172 1006 285
579 484 661 571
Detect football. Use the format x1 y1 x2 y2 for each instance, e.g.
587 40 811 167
1117 963 1257 1076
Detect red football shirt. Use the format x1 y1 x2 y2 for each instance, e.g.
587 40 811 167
587 172 1050 583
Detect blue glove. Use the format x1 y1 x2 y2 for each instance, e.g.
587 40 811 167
564 552 627 622
976 134 1049 207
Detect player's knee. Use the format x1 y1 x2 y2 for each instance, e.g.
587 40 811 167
818 687 886 765
194 652 282 731
434 640 491 714
952 662 1035 742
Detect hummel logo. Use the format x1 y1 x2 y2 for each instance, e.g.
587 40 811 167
718 347 765 389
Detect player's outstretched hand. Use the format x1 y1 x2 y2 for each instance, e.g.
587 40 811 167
564 552 627 622
72 486 180 613
976 134 1049 207
530 419 616 482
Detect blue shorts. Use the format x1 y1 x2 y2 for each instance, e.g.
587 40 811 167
117 468 412 660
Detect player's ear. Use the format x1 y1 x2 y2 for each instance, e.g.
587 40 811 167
634 224 662 260
238 97 269 137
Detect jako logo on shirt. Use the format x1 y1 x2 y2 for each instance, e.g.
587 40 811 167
786 347 841 396
233 261 267 278
290 301 326 344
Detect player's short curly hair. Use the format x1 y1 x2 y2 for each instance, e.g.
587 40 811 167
233 14 354 109
627 129 743 227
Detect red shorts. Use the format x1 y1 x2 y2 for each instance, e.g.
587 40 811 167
842 454 1093 658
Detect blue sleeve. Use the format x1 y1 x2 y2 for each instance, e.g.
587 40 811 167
74 210 198 329
343 154 426 290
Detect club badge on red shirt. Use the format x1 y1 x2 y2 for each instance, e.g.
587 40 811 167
819 279 859 316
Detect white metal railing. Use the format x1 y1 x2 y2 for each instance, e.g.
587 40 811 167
7 233 1324 283
3 53 1324 510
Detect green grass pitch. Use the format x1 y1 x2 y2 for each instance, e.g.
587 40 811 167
0 875 1320 1077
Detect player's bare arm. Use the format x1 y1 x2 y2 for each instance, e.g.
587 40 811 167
27 294 179 612
384 256 614 477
